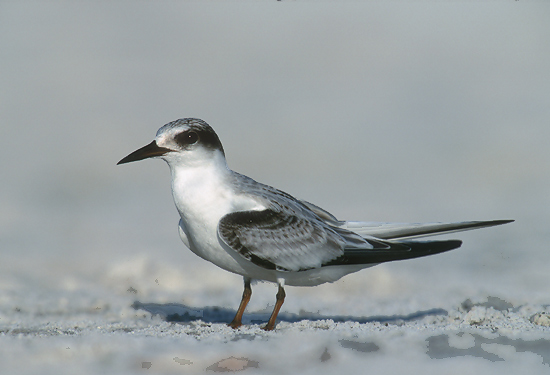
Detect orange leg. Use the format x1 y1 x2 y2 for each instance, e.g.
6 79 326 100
228 278 251 329
262 284 285 331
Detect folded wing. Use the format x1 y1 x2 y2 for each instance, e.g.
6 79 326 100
218 209 482 272
219 209 382 272
339 219 513 240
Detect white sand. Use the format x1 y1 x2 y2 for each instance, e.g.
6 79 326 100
2 248 550 374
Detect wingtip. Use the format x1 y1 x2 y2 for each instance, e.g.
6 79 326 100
491 219 515 225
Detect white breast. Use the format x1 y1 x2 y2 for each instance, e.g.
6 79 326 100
169 159 265 276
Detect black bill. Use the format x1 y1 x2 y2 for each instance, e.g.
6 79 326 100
117 141 172 165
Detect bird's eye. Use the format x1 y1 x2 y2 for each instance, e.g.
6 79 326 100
175 131 199 147
186 131 198 144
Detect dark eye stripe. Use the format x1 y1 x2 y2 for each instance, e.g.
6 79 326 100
173 128 225 155
175 131 198 147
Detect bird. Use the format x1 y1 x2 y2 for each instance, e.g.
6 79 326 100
117 118 513 331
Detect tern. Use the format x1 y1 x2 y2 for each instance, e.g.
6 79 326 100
118 118 512 331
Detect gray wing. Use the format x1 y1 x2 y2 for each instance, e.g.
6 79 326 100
298 200 343 225
218 209 467 271
340 219 514 240
218 209 382 272
219 173 512 271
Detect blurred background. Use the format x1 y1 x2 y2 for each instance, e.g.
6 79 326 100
1 2 549 316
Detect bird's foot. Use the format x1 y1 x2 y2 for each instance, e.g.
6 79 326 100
261 323 275 331
228 321 242 329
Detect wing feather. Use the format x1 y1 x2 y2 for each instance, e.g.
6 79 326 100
219 173 513 273
218 209 347 272
341 220 513 240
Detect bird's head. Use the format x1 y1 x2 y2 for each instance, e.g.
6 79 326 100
117 118 225 167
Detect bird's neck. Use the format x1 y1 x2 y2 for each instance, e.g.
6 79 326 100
168 153 234 224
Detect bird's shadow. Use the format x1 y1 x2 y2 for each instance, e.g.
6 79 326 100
131 301 447 326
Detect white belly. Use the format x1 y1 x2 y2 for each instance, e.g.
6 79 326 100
172 167 266 278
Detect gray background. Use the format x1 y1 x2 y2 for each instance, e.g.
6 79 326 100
1 2 549 374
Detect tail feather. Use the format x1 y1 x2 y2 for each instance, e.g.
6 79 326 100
322 219 513 268
323 239 462 267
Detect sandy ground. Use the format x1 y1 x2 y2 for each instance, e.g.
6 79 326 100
2 241 550 374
